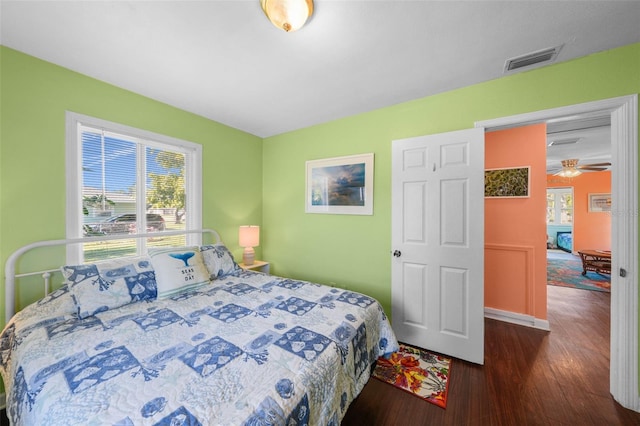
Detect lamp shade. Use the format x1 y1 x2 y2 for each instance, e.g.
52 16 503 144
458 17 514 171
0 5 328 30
260 0 313 32
557 169 582 178
239 225 260 248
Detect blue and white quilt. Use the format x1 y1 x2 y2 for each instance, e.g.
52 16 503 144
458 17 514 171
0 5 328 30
0 270 398 425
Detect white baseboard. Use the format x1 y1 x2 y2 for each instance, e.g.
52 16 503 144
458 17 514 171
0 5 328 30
485 307 550 331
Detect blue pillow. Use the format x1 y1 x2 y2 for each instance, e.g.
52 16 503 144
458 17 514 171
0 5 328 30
62 256 156 319
200 244 240 279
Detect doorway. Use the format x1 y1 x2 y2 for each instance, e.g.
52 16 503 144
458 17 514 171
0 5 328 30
545 118 612 281
476 95 638 411
546 187 574 254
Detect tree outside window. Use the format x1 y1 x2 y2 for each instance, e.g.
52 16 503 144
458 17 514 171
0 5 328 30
67 112 202 263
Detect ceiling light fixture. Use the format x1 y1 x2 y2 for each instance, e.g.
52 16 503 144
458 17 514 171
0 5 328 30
260 0 313 32
557 159 582 178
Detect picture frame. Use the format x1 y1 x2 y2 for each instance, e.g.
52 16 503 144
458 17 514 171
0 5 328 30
484 166 530 198
588 193 611 212
305 153 374 215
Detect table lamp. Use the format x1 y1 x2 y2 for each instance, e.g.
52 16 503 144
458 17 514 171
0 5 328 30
239 225 260 265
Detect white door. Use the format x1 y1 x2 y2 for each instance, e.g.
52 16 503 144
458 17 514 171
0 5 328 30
391 128 485 364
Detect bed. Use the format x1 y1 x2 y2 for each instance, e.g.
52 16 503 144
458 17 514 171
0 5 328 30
0 230 398 425
556 231 573 253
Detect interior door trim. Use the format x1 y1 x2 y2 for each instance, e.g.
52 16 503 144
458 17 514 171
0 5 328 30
475 94 639 412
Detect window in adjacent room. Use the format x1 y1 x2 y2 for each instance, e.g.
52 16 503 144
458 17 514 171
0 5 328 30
546 188 573 224
66 112 202 263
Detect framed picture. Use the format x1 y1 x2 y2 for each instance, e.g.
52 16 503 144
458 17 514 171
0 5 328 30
484 166 530 198
588 193 611 212
305 153 374 215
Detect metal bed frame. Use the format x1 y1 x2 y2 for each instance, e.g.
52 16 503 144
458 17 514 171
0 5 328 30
4 229 221 323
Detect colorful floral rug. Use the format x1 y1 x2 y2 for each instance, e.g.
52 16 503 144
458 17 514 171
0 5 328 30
372 343 451 408
548 257 610 292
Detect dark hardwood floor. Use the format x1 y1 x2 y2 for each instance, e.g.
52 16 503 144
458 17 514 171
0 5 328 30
343 285 640 425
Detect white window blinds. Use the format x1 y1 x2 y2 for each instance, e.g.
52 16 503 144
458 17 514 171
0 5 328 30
66 113 202 263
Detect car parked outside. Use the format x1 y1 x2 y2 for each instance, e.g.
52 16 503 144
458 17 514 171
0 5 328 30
90 213 166 234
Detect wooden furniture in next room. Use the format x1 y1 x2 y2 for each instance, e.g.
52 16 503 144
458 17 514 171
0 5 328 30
578 250 611 276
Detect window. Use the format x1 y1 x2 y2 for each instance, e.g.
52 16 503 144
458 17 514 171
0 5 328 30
66 112 202 263
546 188 573 224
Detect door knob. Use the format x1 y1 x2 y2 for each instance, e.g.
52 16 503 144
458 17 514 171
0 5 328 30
393 250 402 257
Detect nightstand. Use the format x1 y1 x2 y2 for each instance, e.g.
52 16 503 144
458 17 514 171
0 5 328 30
238 260 270 274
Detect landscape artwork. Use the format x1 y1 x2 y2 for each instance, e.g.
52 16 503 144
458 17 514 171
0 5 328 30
311 163 366 206
306 153 374 215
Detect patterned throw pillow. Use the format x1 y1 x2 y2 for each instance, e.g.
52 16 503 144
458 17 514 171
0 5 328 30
62 256 157 319
149 246 210 298
200 244 240 279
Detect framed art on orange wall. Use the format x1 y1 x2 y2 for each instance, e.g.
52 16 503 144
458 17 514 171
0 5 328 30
588 193 611 212
484 166 530 198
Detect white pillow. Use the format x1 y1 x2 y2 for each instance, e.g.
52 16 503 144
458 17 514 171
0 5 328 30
200 243 240 279
62 256 156 319
149 246 210 298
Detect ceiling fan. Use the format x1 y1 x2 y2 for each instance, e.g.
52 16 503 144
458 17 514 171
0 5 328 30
552 158 611 177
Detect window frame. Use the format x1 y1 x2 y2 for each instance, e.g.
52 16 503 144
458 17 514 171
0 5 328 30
546 187 573 225
65 111 202 263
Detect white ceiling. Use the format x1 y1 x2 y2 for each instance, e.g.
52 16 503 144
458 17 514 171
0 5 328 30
1 1 639 149
546 117 612 174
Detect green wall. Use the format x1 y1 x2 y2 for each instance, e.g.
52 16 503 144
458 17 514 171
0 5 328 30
262 43 640 316
0 46 264 324
1 42 639 397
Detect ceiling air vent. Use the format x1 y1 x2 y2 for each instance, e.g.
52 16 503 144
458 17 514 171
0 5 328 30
548 137 580 147
505 45 563 72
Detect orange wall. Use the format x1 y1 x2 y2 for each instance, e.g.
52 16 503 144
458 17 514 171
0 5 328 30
485 124 547 320
547 171 611 252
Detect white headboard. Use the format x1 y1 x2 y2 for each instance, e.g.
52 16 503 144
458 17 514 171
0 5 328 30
4 229 221 323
